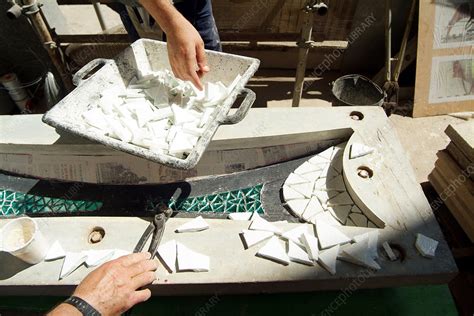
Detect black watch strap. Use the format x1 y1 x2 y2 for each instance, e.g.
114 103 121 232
64 296 101 316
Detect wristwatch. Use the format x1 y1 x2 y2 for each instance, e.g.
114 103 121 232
64 296 101 316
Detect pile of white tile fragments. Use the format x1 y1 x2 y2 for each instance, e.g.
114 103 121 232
282 143 378 228
45 216 212 279
82 70 241 159
232 212 381 274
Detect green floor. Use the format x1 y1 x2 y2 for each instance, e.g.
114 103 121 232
0 285 457 315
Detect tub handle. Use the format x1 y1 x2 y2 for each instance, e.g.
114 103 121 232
219 88 256 125
72 58 111 87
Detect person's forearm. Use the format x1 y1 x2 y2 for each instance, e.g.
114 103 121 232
139 0 184 34
47 303 82 316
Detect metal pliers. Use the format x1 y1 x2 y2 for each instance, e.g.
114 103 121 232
133 208 172 258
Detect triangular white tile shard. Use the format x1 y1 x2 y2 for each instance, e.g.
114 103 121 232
316 221 351 249
228 212 253 221
301 232 319 261
308 155 329 165
349 213 368 227
313 190 339 205
382 241 397 261
353 230 379 259
351 205 362 213
248 216 282 234
326 176 346 191
176 242 209 272
175 216 209 233
288 240 313 265
318 245 339 275
415 233 438 258
290 182 314 198
157 239 177 273
340 236 381 270
327 205 352 224
318 147 334 161
85 249 115 267
309 211 343 227
281 225 309 247
283 185 305 201
256 237 289 265
60 252 87 279
350 143 375 159
301 197 325 220
294 162 319 175
287 199 310 217
285 173 310 185
241 229 274 248
45 241 66 261
326 192 353 206
300 171 321 182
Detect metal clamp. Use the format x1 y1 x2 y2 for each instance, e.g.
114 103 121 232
218 88 256 125
72 58 111 86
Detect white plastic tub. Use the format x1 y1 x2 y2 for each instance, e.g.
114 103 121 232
43 39 260 169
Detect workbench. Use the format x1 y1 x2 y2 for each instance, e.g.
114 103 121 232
0 107 458 295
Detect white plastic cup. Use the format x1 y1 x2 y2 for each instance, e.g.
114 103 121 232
0 217 49 264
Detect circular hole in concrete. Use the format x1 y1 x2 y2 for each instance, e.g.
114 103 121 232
350 111 364 121
357 166 374 179
88 226 105 244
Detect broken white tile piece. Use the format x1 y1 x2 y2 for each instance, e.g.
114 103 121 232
309 211 343 227
249 216 282 234
301 232 319 261
171 104 197 125
285 173 310 185
288 240 313 265
316 221 351 249
415 233 438 258
349 213 368 227
256 236 289 265
228 212 253 221
85 249 115 267
351 205 362 213
241 229 274 248
157 239 177 272
367 221 378 228
281 225 309 247
350 143 375 159
286 199 310 217
282 185 305 201
176 242 209 272
290 182 314 198
300 171 321 182
318 245 339 275
294 162 319 175
345 218 356 227
60 252 87 279
301 197 325 221
382 241 397 261
175 216 209 233
308 155 330 165
326 192 353 206
318 147 334 161
327 205 352 224
313 190 339 204
341 236 381 270
353 231 379 259
325 176 346 191
45 240 66 261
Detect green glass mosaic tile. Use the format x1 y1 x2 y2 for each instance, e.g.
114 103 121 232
0 189 102 216
166 184 264 214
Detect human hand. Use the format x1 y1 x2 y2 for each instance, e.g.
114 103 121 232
72 252 158 315
166 16 209 90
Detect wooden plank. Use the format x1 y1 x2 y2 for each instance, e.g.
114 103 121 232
0 216 457 295
429 170 474 242
435 151 474 202
446 142 473 180
413 0 474 117
445 122 474 162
